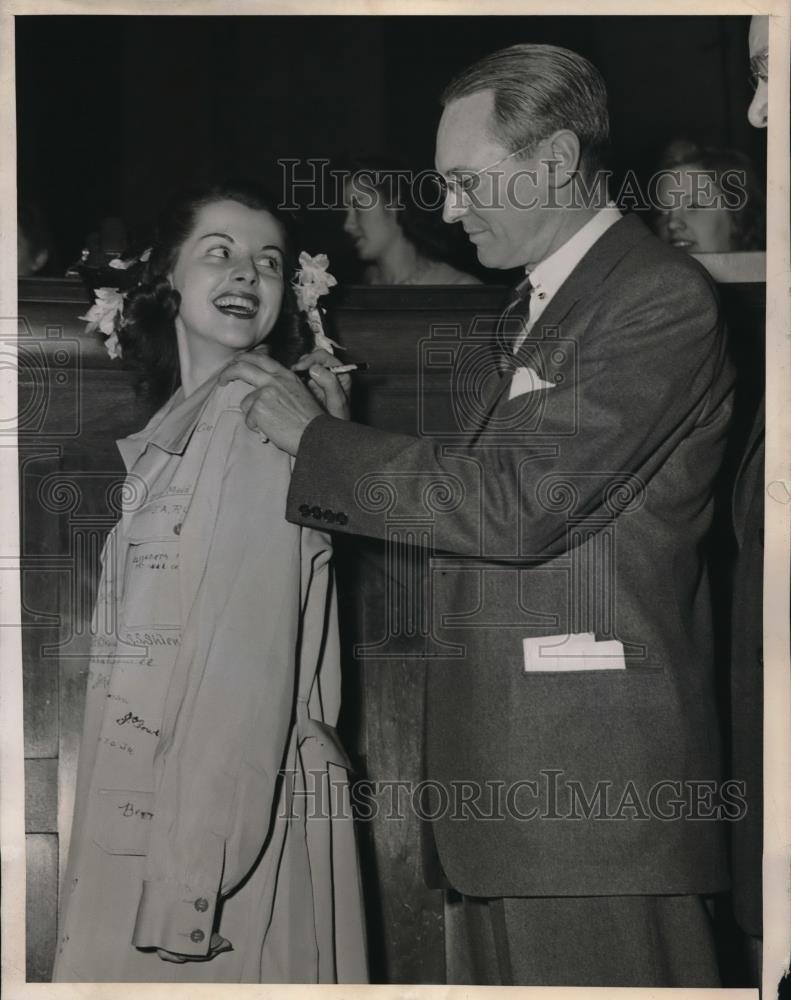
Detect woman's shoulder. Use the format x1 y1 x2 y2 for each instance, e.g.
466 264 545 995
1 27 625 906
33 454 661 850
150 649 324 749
417 259 482 285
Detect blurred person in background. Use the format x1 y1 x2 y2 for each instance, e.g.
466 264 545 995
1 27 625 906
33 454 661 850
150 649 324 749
747 15 768 129
653 142 765 254
18 198 55 276
342 153 481 285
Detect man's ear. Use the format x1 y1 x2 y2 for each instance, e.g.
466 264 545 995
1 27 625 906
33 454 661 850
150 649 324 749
545 130 582 189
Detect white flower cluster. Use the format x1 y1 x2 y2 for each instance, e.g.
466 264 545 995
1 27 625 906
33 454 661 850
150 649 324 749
79 288 125 359
292 251 340 354
78 248 151 359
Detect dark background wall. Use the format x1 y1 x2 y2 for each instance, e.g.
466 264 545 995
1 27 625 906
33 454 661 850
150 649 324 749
17 14 764 276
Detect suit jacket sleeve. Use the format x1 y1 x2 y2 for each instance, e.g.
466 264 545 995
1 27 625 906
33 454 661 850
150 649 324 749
132 413 301 957
286 261 733 560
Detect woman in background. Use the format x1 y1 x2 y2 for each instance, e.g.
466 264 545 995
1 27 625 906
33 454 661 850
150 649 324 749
342 153 481 285
653 142 765 253
53 180 366 984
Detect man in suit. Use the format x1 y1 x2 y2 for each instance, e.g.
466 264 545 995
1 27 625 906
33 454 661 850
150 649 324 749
221 44 734 986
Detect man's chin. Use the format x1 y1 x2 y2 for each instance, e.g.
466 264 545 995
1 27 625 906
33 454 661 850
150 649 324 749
475 243 504 269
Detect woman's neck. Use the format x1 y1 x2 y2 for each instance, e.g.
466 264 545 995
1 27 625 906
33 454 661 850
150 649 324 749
373 233 427 285
176 334 233 398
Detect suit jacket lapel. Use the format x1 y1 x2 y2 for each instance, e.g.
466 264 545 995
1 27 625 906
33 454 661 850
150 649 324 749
476 214 653 435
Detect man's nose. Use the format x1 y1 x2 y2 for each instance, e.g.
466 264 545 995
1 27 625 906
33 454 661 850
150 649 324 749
748 82 768 128
442 189 468 224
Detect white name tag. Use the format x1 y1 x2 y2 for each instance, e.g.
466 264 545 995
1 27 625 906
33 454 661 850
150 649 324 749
523 632 626 672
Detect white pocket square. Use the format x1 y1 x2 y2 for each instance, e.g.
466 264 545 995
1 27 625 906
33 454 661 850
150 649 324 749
508 365 555 401
523 632 626 672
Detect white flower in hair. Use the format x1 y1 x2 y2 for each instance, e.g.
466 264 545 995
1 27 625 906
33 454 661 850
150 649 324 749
80 287 126 338
292 251 341 353
78 248 152 360
103 330 122 360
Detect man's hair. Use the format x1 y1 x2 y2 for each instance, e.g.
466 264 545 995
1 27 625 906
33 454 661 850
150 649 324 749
441 43 610 179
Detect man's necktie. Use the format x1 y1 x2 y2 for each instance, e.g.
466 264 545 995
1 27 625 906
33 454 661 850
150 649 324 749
497 274 533 374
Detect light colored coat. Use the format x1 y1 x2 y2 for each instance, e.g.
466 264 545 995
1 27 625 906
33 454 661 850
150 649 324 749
54 376 367 983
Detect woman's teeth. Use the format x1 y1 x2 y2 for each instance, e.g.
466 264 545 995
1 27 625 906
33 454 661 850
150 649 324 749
214 294 259 317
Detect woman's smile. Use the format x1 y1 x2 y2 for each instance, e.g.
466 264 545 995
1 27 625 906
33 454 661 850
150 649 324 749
213 291 261 318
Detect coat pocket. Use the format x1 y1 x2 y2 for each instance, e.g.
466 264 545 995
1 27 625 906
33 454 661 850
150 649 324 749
522 632 626 672
92 788 155 855
120 540 181 629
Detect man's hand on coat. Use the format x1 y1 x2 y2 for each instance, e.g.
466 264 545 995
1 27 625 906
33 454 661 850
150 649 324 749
219 350 348 456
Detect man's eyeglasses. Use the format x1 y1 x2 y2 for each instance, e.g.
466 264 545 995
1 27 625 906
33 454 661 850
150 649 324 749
749 51 768 91
433 142 534 203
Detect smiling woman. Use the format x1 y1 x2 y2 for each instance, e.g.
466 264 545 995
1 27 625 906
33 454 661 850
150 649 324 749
52 181 367 984
117 185 309 406
169 201 286 392
652 144 765 254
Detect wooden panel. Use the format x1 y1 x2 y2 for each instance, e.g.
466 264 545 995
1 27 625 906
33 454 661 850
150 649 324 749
25 758 58 834
19 449 64 760
338 535 447 982
359 659 445 983
21 571 60 759
26 834 58 983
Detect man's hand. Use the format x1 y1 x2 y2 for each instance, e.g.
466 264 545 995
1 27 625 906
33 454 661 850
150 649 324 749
292 348 350 420
219 353 324 456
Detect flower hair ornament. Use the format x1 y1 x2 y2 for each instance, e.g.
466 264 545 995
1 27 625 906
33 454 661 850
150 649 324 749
79 247 151 359
82 248 340 362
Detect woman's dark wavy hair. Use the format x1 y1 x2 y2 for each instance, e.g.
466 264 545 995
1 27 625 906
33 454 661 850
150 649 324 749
339 152 472 266
656 142 766 251
118 180 312 407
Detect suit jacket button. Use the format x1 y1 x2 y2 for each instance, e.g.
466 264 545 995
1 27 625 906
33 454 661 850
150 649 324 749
323 509 336 523
310 506 322 519
336 512 348 526
299 504 311 516
194 897 209 912
173 523 182 535
190 929 205 943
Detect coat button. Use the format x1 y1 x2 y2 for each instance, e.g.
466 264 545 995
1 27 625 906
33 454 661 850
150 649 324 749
173 523 182 535
310 506 322 519
323 509 336 523
194 897 209 912
299 504 311 516
190 929 205 943
336 512 348 526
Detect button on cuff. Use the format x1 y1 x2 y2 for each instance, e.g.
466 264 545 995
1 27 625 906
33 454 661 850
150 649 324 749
132 880 217 957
